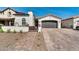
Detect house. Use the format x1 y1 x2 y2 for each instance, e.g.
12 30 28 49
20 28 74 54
0 7 62 32
37 14 61 32
0 8 35 32
62 16 79 29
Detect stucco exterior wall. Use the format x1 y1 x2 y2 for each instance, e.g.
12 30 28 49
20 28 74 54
73 18 79 29
38 16 61 32
2 9 16 16
39 16 61 22
62 18 79 29
0 9 16 18
14 16 29 26
62 19 73 28
0 9 35 27
14 11 35 27
28 12 35 26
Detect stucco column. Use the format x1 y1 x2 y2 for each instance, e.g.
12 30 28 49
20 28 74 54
58 20 61 29
9 21 11 26
73 19 76 29
38 21 42 32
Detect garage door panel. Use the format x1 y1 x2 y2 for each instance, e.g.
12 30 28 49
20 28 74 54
42 21 57 28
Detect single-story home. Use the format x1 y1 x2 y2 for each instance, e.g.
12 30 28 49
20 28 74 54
62 16 79 29
0 8 35 32
0 7 62 32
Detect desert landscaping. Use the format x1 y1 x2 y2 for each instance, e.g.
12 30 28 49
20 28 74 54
0 28 79 51
0 31 47 51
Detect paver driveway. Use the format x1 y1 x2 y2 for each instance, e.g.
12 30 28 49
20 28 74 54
42 28 79 51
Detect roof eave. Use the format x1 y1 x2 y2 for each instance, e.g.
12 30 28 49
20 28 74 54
38 14 62 19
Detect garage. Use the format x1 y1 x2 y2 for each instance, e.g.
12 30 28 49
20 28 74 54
42 20 58 28
38 14 61 32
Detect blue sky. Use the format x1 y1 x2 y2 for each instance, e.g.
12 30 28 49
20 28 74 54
0 7 79 19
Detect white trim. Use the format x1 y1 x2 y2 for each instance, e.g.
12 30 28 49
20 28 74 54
38 16 61 32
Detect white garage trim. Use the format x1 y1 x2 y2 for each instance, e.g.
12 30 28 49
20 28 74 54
73 18 79 29
38 15 61 32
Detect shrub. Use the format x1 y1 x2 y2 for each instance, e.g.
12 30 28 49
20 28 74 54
7 29 11 33
0 28 4 32
13 30 16 33
76 26 79 30
0 25 4 33
20 30 22 33
0 25 2 29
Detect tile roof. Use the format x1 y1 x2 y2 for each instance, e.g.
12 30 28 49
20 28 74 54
0 7 29 16
62 15 79 21
13 12 29 16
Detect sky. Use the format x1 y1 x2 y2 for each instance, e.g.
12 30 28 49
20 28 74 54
0 7 79 19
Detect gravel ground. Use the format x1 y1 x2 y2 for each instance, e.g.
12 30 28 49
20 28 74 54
0 32 47 51
0 28 79 51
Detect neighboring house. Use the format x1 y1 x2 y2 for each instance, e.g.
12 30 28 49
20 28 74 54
0 8 35 32
62 16 79 29
37 14 61 32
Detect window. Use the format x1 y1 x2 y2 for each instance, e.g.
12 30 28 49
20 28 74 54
22 18 26 26
8 12 11 17
8 20 14 26
11 20 14 26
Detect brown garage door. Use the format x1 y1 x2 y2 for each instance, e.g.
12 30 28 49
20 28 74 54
42 21 58 28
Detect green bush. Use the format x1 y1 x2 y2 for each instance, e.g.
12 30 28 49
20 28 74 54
20 30 22 33
76 26 79 30
0 25 2 29
0 28 4 32
13 30 16 33
7 29 11 33
0 25 4 32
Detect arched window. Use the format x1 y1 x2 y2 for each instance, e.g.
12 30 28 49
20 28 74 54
22 18 26 26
